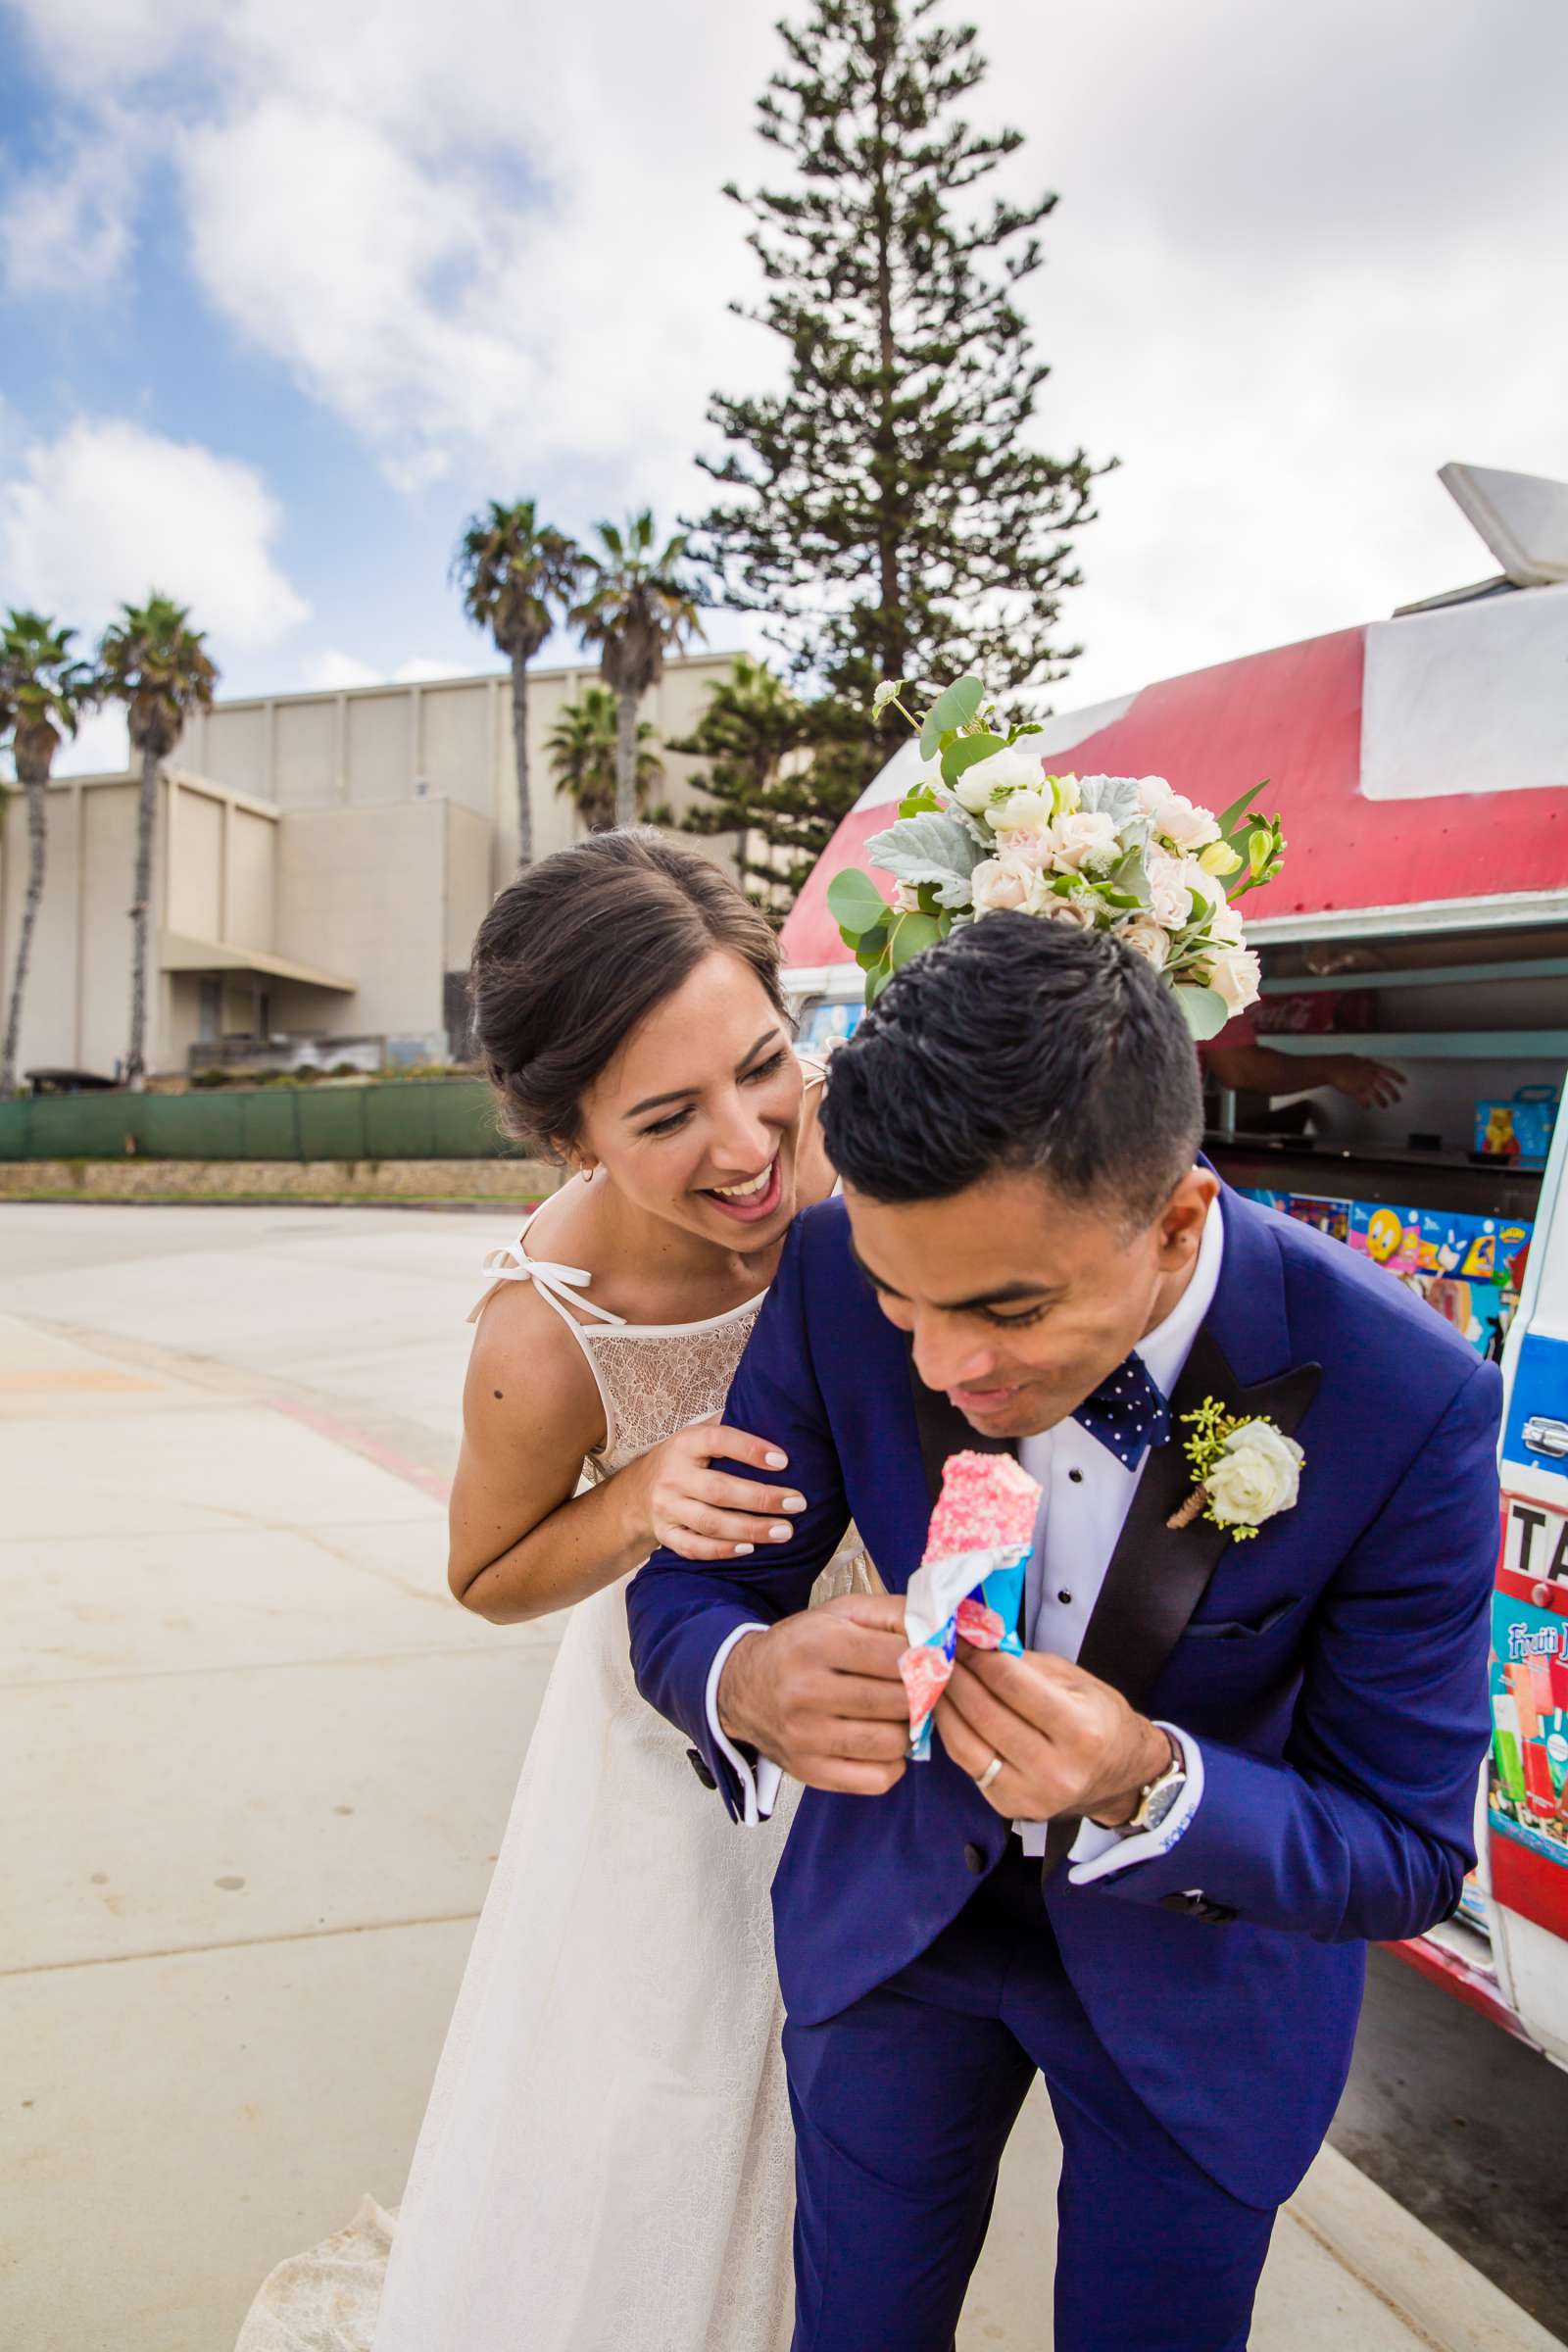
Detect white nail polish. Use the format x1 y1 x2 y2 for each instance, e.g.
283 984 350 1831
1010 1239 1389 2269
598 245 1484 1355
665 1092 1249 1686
768 1524 792 1542
782 1494 807 1513
734 1543 755 1556
765 1451 789 1469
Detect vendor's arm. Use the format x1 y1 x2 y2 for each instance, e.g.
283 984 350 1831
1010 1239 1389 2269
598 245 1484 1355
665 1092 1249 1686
1206 1040 1406 1109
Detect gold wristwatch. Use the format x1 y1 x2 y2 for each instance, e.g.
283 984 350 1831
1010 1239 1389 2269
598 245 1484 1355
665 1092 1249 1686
1116 1733 1186 1838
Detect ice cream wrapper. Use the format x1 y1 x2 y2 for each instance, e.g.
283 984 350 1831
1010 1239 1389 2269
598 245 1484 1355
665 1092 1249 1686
900 1452 1041 1760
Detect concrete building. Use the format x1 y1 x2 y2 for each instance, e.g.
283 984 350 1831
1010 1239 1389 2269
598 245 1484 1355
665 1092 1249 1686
0 653 740 1081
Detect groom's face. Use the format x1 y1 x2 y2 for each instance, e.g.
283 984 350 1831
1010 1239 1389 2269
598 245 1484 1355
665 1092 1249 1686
843 1164 1215 1441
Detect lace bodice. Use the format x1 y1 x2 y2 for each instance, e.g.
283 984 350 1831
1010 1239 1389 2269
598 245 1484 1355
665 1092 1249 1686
470 1230 765 1475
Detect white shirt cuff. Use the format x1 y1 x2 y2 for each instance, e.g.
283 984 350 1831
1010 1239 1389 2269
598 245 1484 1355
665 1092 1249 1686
1064 1724 1204 1885
704 1623 784 1826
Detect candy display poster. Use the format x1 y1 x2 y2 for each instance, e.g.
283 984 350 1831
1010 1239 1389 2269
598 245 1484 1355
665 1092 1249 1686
1490 1494 1568 1938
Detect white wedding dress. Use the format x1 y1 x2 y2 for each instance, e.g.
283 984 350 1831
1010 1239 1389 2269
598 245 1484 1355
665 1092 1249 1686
236 1206 870 2352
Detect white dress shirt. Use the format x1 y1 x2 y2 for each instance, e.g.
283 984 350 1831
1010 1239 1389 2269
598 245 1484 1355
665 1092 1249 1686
707 1195 1223 1883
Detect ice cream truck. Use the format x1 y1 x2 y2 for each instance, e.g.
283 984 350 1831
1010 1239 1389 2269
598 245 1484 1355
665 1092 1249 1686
780 463 1568 2065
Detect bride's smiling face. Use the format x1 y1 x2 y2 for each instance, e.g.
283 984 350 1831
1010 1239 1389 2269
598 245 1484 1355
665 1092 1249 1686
572 950 806 1248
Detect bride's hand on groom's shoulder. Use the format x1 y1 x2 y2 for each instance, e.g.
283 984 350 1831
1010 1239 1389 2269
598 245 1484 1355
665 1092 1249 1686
716 1593 913 1796
630 1422 809 1562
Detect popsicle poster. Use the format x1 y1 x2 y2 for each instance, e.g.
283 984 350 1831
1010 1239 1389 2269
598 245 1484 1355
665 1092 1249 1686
1488 1590 1568 1871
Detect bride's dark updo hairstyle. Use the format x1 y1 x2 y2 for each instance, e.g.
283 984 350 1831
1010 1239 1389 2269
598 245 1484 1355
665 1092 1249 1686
470 829 787 1155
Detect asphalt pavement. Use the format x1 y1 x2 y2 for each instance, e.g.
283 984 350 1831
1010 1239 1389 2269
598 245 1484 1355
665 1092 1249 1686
1 1201 1561 2352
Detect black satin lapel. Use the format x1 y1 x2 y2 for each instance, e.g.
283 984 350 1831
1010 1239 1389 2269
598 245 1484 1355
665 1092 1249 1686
905 1333 1014 1506
1043 1339 1321 1874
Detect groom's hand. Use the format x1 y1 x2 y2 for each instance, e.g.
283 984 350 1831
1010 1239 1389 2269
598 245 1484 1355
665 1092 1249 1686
716 1592 912 1795
934 1644 1171 1827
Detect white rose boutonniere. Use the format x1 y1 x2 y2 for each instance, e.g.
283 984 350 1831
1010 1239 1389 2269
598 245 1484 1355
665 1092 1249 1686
1167 1400 1304 1539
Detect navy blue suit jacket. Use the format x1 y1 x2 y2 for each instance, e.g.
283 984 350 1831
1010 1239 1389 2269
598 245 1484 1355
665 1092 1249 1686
627 1187 1501 2204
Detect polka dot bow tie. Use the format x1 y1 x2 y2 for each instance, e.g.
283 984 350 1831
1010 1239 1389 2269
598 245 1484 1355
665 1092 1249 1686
1071 1354 1172 1470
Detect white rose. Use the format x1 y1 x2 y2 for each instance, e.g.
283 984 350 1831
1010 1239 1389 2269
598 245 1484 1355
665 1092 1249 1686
1206 897 1246 946
1204 944 1262 1014
1136 775 1175 818
1050 809 1120 872
1147 850 1194 930
1204 1421 1303 1528
1154 792 1222 853
953 744 1046 812
998 824 1054 868
988 786 1055 833
1116 915 1170 969
969 857 1032 914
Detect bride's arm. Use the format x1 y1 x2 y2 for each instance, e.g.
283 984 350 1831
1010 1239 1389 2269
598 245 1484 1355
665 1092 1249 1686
449 1289 806 1626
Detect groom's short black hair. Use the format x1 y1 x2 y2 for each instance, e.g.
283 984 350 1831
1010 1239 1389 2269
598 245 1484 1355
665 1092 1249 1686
820 914 1203 1227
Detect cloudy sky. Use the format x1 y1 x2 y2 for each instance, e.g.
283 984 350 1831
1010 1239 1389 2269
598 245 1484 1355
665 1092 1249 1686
3 0 1565 774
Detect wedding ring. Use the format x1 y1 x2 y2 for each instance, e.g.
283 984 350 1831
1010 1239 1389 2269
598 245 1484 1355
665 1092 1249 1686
975 1754 1004 1793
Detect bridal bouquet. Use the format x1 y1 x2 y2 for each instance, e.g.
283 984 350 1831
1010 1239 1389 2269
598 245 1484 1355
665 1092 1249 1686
826 676 1286 1040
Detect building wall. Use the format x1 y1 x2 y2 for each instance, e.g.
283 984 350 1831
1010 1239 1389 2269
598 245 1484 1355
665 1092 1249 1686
177 653 745 887
228 806 275 949
1 655 750 1080
274 797 458 1048
167 785 223 939
78 782 144 1076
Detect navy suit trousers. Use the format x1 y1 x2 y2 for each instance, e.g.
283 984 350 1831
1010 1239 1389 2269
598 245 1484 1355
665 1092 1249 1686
785 1845 1279 2352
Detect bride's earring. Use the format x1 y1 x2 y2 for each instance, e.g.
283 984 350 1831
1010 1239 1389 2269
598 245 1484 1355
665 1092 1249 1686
579 1162 597 1185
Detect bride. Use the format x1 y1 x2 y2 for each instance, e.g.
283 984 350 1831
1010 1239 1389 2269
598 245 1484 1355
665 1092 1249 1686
237 829 870 2352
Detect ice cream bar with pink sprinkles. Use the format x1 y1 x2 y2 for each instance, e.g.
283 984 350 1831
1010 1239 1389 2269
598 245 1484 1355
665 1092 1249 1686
901 1450 1042 1759
921 1450 1042 1572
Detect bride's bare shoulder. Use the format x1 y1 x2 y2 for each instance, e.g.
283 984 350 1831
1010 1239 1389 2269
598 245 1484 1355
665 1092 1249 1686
464 1212 606 1449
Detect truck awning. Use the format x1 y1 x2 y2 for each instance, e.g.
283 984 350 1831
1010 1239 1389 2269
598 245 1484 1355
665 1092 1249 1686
780 582 1568 970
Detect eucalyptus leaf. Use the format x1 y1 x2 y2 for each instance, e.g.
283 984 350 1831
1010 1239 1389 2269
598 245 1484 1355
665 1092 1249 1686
889 909 943 970
1104 844 1151 906
1077 775 1142 828
826 866 891 938
918 674 983 760
1174 983 1230 1042
865 811 982 909
899 781 944 816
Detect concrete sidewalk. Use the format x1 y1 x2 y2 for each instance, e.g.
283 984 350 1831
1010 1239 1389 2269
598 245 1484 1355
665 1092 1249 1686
0 1204 1558 2352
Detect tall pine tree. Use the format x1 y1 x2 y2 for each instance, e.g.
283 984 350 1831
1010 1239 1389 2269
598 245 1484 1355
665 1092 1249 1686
692 0 1111 768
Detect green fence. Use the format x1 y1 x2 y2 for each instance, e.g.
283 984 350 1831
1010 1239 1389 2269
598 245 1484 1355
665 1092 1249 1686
0 1079 516 1162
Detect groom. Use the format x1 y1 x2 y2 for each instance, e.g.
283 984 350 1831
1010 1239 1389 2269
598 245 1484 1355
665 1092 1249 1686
626 916 1500 2351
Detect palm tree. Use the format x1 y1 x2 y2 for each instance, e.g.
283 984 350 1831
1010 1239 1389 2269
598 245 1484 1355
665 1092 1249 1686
570 511 704 826
97 595 219 1086
452 500 581 868
547 686 667 833
0 612 98 1098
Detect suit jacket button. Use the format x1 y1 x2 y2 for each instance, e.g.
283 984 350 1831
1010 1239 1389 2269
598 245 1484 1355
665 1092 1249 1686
963 1841 987 1875
686 1747 718 1791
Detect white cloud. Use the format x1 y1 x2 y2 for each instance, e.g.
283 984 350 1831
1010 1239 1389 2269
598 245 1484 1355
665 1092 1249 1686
52 703 130 778
394 657 467 683
0 416 309 655
5 0 779 496
299 650 475 691
5 0 1568 710
0 119 139 296
299 649 381 691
